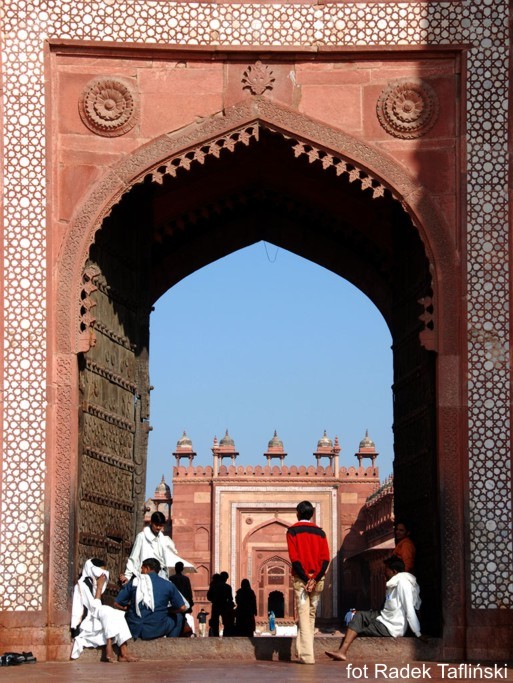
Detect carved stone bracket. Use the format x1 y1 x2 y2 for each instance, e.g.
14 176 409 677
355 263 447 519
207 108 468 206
290 141 387 199
418 296 436 351
79 77 139 137
78 264 100 353
141 117 389 204
145 124 259 186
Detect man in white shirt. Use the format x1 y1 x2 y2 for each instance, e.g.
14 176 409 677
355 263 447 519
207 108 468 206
325 556 424 661
120 512 186 584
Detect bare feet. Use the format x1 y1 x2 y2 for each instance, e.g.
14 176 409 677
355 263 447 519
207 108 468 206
105 656 118 663
325 650 347 661
118 654 139 662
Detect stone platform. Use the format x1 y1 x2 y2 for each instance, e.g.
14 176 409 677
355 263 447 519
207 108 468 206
76 635 442 663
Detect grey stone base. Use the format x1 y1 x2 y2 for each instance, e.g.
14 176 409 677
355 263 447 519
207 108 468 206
77 636 442 663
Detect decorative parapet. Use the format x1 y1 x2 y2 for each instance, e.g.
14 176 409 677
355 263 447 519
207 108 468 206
364 475 394 541
365 474 394 506
173 464 379 479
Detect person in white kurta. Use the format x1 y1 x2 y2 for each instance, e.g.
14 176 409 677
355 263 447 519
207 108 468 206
71 558 135 662
120 512 196 584
325 555 425 661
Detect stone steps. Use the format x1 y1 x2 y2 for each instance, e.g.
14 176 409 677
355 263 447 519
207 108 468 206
78 635 443 663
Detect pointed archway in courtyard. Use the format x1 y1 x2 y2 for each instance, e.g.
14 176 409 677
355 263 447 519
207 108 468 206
52 98 462 644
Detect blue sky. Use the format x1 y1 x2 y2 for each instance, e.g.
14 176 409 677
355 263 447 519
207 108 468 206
146 242 394 498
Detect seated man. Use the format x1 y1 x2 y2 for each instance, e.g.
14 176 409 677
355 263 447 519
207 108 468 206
325 556 424 661
115 557 187 639
71 558 136 662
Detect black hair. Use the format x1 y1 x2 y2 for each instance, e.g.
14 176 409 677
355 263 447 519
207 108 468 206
151 511 166 525
394 519 413 532
175 561 184 573
384 556 405 573
220 571 229 582
91 558 106 567
296 500 314 520
142 557 161 573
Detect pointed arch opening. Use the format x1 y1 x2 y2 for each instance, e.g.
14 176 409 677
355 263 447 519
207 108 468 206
58 100 459 636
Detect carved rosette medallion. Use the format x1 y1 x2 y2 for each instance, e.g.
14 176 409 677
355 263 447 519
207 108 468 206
79 77 139 137
376 79 439 139
242 61 275 96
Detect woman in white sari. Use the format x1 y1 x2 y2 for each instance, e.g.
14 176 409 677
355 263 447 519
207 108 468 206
71 558 136 662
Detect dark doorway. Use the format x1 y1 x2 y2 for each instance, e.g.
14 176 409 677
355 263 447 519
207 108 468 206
268 591 285 618
76 124 440 633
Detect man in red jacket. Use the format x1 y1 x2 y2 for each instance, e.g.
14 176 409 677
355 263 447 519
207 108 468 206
286 500 330 664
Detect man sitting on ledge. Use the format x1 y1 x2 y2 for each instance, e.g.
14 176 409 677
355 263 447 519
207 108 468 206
325 556 424 661
115 557 187 639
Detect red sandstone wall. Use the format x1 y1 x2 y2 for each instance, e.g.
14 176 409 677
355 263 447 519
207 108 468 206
51 50 457 262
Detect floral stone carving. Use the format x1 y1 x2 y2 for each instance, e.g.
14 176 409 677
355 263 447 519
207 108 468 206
79 77 139 137
376 79 439 139
242 61 275 95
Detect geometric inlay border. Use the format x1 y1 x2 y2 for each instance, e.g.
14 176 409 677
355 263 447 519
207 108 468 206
0 0 510 611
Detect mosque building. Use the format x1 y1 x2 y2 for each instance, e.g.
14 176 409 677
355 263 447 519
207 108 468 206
145 429 394 625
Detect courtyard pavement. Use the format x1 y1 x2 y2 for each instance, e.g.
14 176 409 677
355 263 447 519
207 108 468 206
0 659 512 683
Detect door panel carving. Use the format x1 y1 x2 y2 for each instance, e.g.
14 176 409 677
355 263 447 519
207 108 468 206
77 203 151 585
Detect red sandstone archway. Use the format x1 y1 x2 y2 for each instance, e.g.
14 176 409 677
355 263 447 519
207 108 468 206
50 99 464 650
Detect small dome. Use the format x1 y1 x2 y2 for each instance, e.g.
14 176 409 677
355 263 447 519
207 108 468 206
220 429 235 447
359 429 375 449
154 475 171 498
317 429 333 449
268 430 283 449
177 430 193 448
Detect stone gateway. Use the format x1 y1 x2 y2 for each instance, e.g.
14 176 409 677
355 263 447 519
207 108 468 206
0 0 511 662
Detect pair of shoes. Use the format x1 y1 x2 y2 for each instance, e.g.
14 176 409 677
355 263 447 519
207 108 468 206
1 651 37 666
21 652 37 664
1 652 33 666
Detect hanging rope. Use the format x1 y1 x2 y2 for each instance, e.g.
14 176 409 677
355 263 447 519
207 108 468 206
263 241 279 263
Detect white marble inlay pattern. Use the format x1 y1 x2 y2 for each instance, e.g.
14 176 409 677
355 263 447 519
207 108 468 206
0 0 510 609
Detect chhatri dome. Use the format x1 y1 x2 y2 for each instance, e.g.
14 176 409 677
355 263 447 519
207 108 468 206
154 475 171 500
359 429 375 450
220 429 235 447
317 429 333 449
268 430 283 449
177 430 193 449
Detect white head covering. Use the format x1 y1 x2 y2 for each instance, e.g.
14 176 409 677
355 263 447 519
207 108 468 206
71 559 109 629
133 572 155 617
